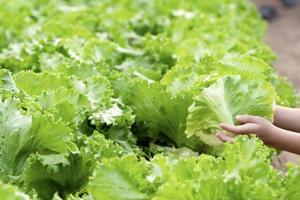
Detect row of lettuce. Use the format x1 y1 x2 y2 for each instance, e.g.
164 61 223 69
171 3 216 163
0 0 299 199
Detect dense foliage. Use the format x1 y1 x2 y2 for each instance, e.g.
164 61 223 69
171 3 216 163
0 0 299 199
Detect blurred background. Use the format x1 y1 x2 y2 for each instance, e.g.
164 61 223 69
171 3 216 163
253 0 300 91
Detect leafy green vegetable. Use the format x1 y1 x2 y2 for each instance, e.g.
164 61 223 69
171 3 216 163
153 136 284 200
284 164 300 200
119 78 205 150
270 74 299 107
186 75 276 146
0 97 72 178
0 181 30 200
88 155 157 200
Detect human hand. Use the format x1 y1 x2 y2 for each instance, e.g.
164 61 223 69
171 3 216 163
217 115 277 145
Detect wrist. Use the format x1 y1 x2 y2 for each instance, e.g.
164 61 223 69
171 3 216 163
273 106 283 125
261 126 282 147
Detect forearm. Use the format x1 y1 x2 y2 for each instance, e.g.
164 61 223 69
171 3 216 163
273 106 300 132
269 127 300 154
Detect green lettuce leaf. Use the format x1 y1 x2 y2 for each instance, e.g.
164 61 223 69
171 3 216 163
153 136 283 200
270 74 299 107
0 181 30 200
37 86 90 126
88 155 160 200
0 69 19 92
222 136 283 200
14 71 72 97
283 164 300 200
120 78 205 150
0 97 72 178
186 75 276 146
23 132 123 199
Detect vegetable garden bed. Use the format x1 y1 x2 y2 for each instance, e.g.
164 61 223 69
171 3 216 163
0 0 299 199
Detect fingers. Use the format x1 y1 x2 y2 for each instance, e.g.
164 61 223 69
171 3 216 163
219 123 255 135
236 115 262 124
216 132 234 143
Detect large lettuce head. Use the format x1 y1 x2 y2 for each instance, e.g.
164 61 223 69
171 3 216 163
186 75 276 146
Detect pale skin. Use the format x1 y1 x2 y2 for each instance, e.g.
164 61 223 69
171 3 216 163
217 106 300 154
